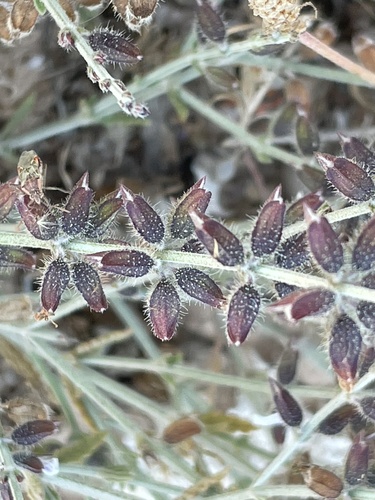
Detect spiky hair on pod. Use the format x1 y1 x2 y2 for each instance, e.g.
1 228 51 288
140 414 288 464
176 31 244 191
87 27 143 67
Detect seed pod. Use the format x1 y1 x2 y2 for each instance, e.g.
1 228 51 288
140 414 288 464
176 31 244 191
345 435 369 486
12 453 44 474
0 247 35 271
10 0 39 35
72 262 108 313
315 152 375 201
120 186 165 244
99 250 155 277
274 282 297 298
339 134 375 174
251 185 285 257
359 396 375 421
359 346 375 378
271 424 286 445
352 217 375 271
301 464 343 498
180 239 205 254
16 196 58 240
226 283 261 345
190 211 244 266
169 178 211 239
148 279 180 341
304 204 343 273
0 180 18 221
85 190 123 238
204 67 239 91
11 420 58 446
62 173 93 236
318 404 355 435
276 233 309 269
295 112 320 156
196 0 226 43
41 259 70 313
162 417 201 444
175 267 225 308
357 286 375 330
88 28 143 66
277 344 299 385
269 377 303 427
269 288 335 322
353 34 375 73
329 315 362 388
286 191 324 223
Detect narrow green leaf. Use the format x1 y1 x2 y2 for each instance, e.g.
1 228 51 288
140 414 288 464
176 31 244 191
199 412 257 434
56 431 107 463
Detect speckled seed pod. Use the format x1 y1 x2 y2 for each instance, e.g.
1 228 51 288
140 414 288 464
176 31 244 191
148 279 180 341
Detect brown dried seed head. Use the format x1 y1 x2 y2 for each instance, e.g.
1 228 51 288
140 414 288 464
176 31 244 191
162 417 201 444
128 0 158 19
301 464 343 498
10 0 38 34
58 0 77 21
0 7 12 44
353 33 375 73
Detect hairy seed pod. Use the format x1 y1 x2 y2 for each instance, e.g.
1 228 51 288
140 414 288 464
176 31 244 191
11 420 58 446
88 28 143 65
99 250 155 277
0 180 18 221
72 262 108 313
162 417 201 444
148 280 180 341
274 282 297 298
191 211 244 266
352 217 375 271
10 0 39 34
339 134 375 174
345 435 369 486
85 190 123 238
269 288 335 322
329 315 362 388
62 173 93 236
269 377 303 427
41 259 70 313
277 344 299 385
226 283 260 345
359 396 375 420
0 247 35 271
301 464 343 498
304 204 343 273
295 112 320 156
276 233 309 269
12 453 44 474
175 267 225 308
318 404 355 435
196 0 226 43
286 191 324 223
121 186 165 244
359 346 375 378
16 196 58 240
180 239 205 254
251 185 285 257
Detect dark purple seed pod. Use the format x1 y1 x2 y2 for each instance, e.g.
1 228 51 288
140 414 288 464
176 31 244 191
269 288 335 322
99 250 155 277
169 178 211 239
88 28 143 66
318 404 355 435
12 453 44 474
0 247 35 271
269 377 303 427
11 420 58 446
271 424 286 445
120 186 165 244
304 204 343 273
329 315 362 388
286 191 324 224
301 465 343 499
196 0 226 43
251 185 285 257
180 239 205 254
274 282 297 298
41 259 70 313
359 396 375 420
345 435 369 486
190 211 244 266
16 196 58 240
356 273 375 331
295 112 320 156
175 267 226 308
62 173 93 236
148 279 180 341
352 216 375 271
315 152 375 201
226 283 261 345
0 179 18 220
277 344 299 385
85 191 123 238
339 134 375 174
72 262 108 313
276 234 309 270
359 346 375 378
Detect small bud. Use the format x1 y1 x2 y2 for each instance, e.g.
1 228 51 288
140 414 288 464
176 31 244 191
72 262 108 313
196 0 226 43
226 283 261 345
162 417 202 444
269 377 303 427
57 29 75 51
169 178 211 239
339 134 375 174
345 435 369 486
329 315 362 388
11 420 58 446
301 465 343 498
315 152 375 201
251 185 285 257
352 216 375 271
318 404 356 435
16 196 58 240
85 190 123 238
148 280 180 341
358 396 375 421
190 211 244 266
359 346 375 378
41 259 70 313
277 344 299 385
0 180 18 220
304 204 343 273
271 424 286 445
0 247 35 271
175 267 226 308
276 234 309 269
99 250 155 277
269 288 335 322
295 112 320 156
13 453 44 474
62 173 93 236
120 186 165 244
88 28 143 66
